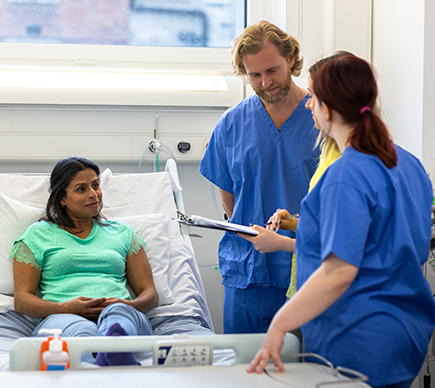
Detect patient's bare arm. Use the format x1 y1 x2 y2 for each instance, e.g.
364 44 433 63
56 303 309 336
13 260 106 319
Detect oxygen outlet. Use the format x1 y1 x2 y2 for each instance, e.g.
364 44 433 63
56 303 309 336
177 140 191 153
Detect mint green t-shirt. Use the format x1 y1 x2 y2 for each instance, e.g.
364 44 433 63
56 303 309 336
10 220 143 303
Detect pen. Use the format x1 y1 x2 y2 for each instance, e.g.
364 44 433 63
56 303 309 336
264 213 299 226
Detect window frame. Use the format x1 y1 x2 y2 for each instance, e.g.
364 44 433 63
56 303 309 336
0 0 250 71
0 43 234 71
6 0 61 4
0 0 270 106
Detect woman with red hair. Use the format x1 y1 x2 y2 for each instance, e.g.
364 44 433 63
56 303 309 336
246 56 435 388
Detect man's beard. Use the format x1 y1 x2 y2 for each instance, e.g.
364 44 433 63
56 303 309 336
253 67 292 104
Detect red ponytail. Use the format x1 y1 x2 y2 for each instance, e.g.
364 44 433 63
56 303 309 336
313 56 397 168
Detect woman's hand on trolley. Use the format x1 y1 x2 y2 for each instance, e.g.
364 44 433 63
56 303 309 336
246 324 287 374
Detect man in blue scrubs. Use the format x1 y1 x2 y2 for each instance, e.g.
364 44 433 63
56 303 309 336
199 21 320 334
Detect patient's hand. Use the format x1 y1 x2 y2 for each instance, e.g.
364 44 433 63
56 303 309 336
61 296 107 319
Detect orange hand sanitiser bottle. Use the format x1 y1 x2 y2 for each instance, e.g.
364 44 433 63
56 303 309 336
39 329 70 371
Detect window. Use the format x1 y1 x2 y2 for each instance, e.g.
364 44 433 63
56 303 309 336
0 0 247 106
1 0 245 48
7 0 60 4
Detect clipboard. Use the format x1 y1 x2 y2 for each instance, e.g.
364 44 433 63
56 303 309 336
173 212 259 236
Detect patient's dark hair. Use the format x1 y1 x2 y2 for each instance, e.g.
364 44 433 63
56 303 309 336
44 156 103 227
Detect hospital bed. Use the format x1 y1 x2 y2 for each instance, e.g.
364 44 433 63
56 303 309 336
0 159 218 369
0 159 370 387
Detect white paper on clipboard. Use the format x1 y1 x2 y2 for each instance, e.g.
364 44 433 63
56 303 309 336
173 214 259 236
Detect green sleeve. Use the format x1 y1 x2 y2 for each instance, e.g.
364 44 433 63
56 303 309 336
128 231 146 257
10 241 42 271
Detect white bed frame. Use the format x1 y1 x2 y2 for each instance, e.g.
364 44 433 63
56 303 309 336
2 363 372 388
7 334 369 388
164 158 193 251
10 333 299 371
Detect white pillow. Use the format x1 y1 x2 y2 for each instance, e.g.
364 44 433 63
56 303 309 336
114 214 175 306
100 169 178 222
0 191 174 305
0 175 49 208
0 192 45 295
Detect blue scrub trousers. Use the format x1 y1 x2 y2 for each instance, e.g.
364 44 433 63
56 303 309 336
224 285 288 334
33 303 152 363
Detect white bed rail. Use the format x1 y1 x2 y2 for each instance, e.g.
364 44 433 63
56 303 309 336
10 333 300 371
164 158 194 252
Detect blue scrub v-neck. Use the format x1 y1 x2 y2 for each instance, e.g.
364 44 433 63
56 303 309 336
253 93 311 141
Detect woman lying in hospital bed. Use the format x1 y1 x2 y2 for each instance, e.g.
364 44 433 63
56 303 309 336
0 156 214 370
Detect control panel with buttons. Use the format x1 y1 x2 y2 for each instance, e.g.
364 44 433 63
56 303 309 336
153 339 213 367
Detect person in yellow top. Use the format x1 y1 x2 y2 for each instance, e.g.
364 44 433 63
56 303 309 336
241 51 352 298
284 143 341 298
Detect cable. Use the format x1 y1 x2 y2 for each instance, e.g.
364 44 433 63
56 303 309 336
263 369 305 387
263 364 367 388
154 114 160 172
136 143 150 173
423 206 435 388
136 141 179 173
262 353 368 388
160 142 178 165
197 263 219 269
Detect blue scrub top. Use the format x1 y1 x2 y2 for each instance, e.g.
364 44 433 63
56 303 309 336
296 145 435 386
200 94 320 289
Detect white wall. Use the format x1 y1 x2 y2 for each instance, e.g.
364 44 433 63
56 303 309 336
373 1 425 163
372 2 435 387
423 0 435 184
0 105 225 162
373 0 435 181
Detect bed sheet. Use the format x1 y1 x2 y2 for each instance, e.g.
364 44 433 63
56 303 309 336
0 311 37 370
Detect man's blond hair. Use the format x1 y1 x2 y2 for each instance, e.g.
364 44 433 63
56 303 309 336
231 20 303 79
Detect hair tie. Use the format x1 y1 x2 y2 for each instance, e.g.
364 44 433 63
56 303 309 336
360 106 371 115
